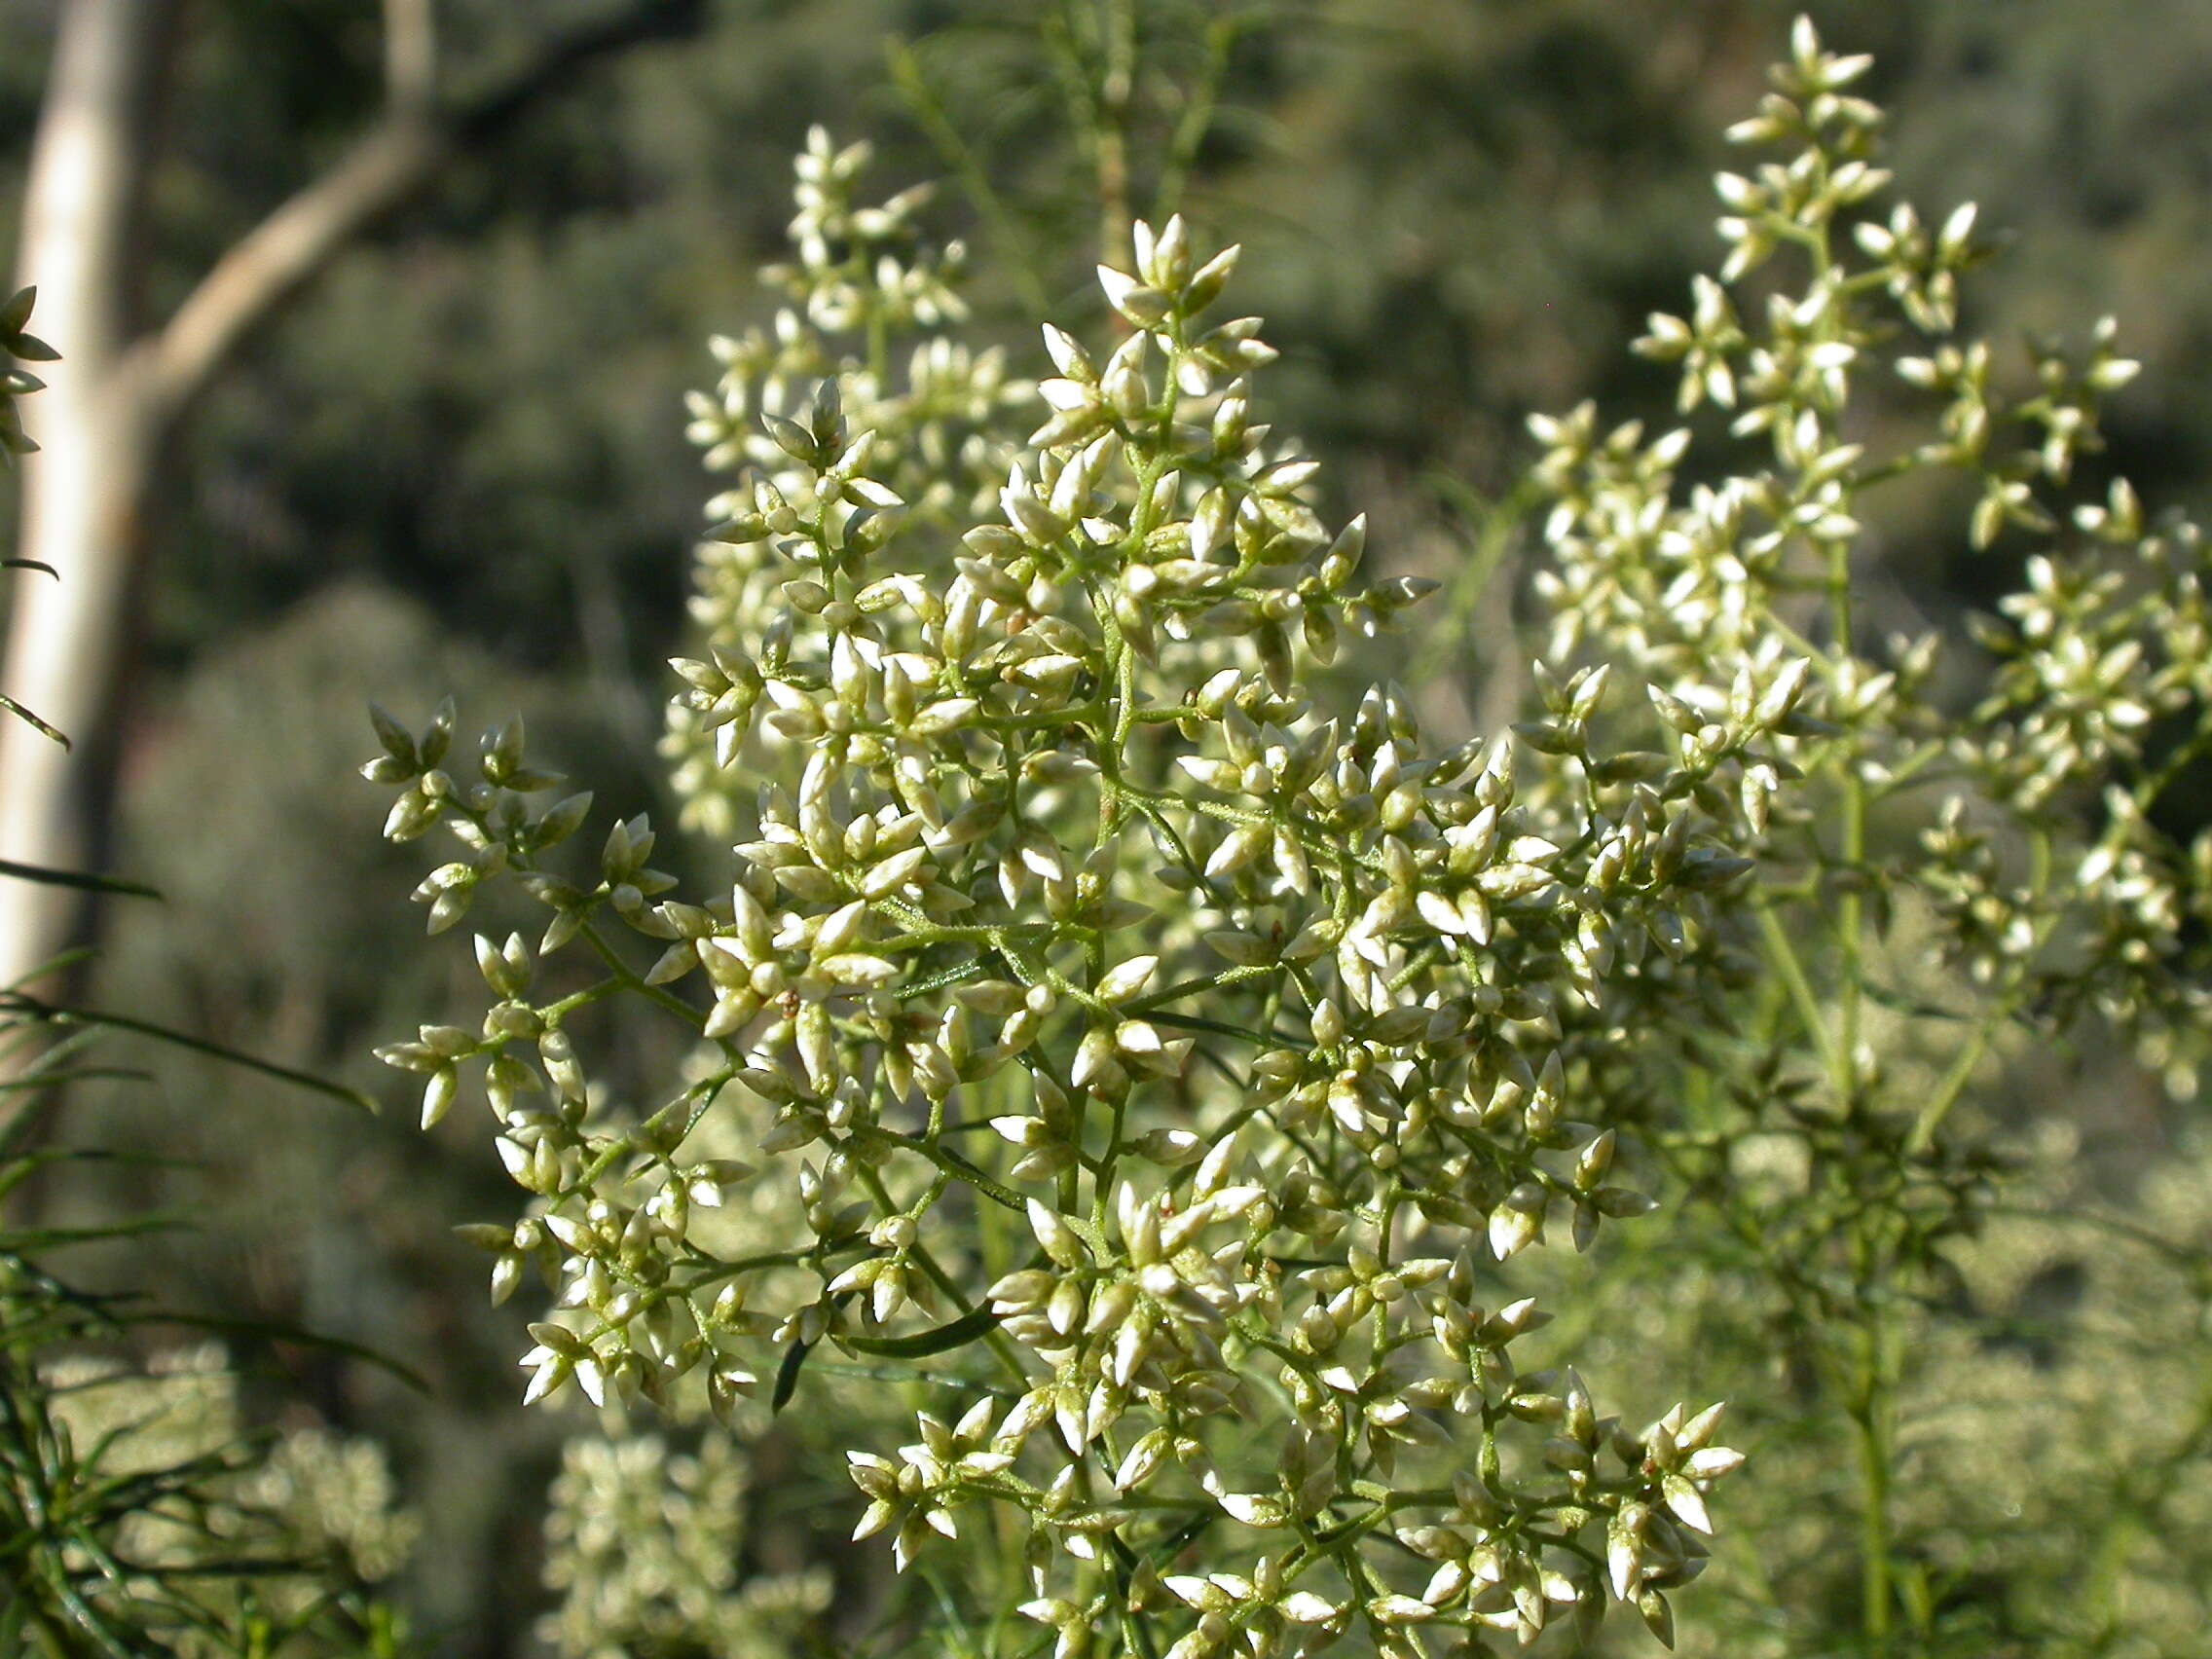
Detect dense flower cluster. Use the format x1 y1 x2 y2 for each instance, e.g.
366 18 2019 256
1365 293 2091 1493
540 1423 830 1659
1534 18 2212 1095
1513 17 2212 1653
372 133 1768 1657
665 128 1030 841
373 18 2212 1655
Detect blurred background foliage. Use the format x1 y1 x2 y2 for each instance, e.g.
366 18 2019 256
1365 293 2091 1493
4 0 2212 1653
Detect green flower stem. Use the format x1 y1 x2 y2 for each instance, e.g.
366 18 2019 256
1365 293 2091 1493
1904 824 2051 1156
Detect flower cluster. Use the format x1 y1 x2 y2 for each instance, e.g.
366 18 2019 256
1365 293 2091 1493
1516 17 2212 1652
1533 18 2212 1095
372 137 1771 1654
540 1423 830 1659
667 129 1030 841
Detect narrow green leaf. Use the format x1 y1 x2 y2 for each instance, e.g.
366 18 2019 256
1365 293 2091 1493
0 691 67 749
841 1306 1001 1358
770 1335 811 1413
129 1313 427 1393
0 994 377 1114
0 859 162 900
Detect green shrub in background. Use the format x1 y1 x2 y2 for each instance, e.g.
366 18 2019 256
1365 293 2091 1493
4 289 414 1659
0 1004 415 1656
369 16 2212 1659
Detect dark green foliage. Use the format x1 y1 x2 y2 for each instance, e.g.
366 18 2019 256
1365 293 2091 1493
0 999 412 1657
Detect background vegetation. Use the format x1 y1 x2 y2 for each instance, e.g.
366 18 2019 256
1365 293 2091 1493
5 2 2212 1654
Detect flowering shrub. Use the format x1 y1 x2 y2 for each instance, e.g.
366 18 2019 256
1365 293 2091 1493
1498 17 2212 1656
371 127 1763 1659
372 17 2212 1657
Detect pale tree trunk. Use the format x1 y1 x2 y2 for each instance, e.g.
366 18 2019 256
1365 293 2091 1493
0 0 706 994
1 0 172 992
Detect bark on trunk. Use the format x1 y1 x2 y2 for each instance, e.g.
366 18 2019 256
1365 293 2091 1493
0 0 707 994
0 0 174 992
